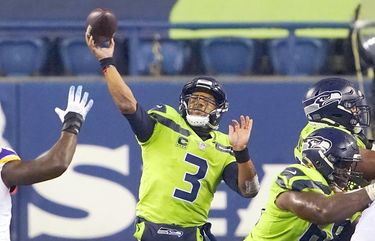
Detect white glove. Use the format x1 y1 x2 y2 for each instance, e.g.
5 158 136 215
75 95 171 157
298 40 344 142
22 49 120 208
55 85 94 122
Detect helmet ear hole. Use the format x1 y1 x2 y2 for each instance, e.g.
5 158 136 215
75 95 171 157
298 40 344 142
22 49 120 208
327 154 337 164
311 113 322 120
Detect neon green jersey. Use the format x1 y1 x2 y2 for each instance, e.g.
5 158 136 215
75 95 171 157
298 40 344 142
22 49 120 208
136 104 235 227
245 164 358 241
294 122 366 161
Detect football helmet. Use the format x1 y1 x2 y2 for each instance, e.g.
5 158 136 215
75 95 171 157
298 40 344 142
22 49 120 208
302 128 361 191
303 77 370 133
179 76 229 130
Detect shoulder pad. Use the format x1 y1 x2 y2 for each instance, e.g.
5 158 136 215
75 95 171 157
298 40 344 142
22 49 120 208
276 165 331 194
149 104 167 113
0 147 20 164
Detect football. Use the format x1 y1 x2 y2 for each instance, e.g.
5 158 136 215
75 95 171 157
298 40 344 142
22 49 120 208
86 8 117 45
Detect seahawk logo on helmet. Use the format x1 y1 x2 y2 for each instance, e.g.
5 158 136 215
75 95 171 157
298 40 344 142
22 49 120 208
313 91 341 107
302 128 362 190
303 136 332 153
303 77 370 133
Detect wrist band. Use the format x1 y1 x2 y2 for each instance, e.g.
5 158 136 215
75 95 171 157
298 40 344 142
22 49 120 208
62 112 83 135
364 183 375 202
234 147 250 163
99 57 115 70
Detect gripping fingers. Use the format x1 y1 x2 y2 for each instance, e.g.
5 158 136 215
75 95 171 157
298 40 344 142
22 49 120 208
110 38 115 48
85 27 92 42
87 35 95 48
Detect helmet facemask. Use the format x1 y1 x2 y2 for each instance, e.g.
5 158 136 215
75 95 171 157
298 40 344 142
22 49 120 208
179 77 229 130
183 93 218 129
301 128 363 192
341 95 371 133
329 155 361 191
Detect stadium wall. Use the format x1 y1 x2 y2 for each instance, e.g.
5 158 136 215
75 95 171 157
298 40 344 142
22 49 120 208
0 79 358 241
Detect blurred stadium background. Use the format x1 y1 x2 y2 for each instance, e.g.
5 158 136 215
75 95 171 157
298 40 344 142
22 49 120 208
1 0 375 240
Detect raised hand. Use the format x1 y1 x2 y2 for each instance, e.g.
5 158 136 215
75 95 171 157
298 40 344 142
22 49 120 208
228 115 253 151
85 30 115 60
55 85 94 134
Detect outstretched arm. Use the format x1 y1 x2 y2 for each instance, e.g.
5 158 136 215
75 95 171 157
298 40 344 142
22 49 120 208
86 35 137 114
1 86 93 187
2 132 77 186
228 115 259 198
276 188 371 225
85 33 156 141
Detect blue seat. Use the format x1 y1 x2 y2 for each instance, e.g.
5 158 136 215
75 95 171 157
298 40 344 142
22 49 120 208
268 38 329 75
0 38 47 76
59 37 100 75
136 39 191 75
201 38 256 75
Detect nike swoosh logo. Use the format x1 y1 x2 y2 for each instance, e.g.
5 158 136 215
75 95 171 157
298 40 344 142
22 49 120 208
285 170 297 175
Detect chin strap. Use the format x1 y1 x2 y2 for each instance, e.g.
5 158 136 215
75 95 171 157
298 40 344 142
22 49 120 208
186 114 220 130
186 114 209 127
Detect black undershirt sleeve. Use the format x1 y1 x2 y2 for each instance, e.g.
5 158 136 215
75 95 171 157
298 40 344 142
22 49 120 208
222 162 241 195
123 103 156 142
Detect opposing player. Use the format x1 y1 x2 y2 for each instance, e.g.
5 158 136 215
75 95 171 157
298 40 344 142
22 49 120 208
0 85 93 241
86 34 260 241
351 200 375 241
245 127 375 241
294 77 375 183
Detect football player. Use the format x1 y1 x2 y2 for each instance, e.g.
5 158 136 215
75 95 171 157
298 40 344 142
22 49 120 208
245 127 375 241
294 77 375 183
85 35 260 241
0 85 93 241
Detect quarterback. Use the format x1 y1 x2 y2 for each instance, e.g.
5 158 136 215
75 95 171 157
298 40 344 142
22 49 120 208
86 34 260 241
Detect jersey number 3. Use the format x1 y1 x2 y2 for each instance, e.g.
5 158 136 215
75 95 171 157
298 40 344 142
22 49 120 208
173 153 208 202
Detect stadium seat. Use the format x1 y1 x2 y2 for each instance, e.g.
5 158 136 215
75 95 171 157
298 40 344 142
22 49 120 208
135 39 191 75
200 38 256 75
268 38 329 75
0 38 47 76
59 37 100 75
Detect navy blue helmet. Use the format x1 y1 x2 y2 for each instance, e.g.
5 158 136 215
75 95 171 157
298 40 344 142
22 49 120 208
302 128 361 190
179 76 229 130
303 77 370 132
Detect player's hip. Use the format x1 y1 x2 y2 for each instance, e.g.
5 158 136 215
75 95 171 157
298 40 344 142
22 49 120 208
133 217 216 241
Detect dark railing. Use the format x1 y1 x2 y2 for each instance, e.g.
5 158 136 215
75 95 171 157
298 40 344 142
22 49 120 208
0 21 351 75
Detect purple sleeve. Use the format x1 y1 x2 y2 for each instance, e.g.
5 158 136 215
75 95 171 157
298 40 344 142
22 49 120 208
222 162 242 196
123 103 156 142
